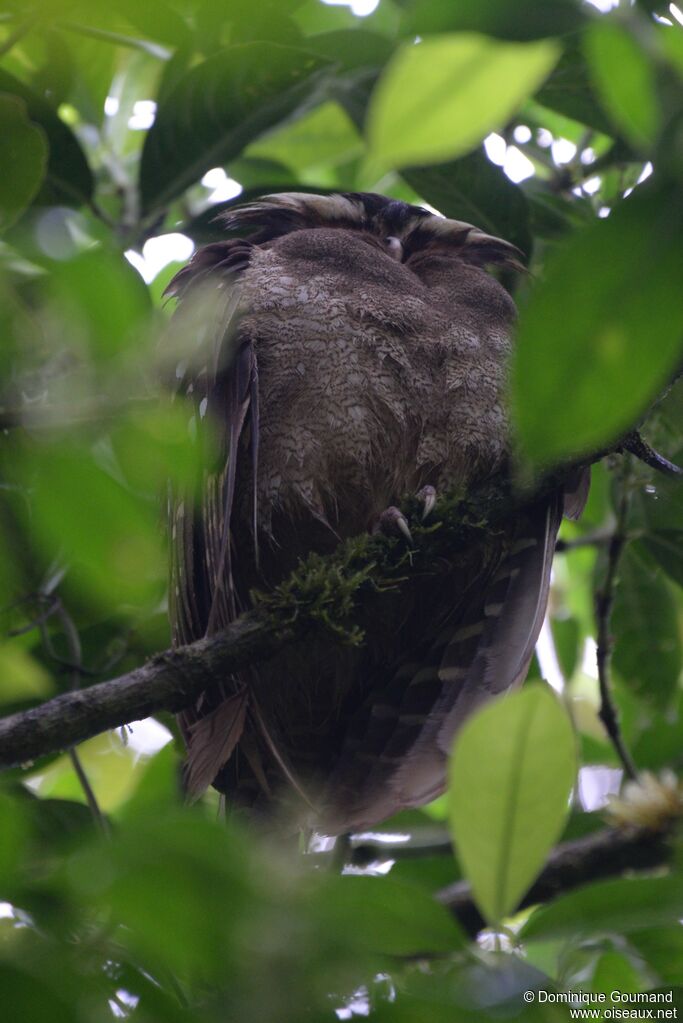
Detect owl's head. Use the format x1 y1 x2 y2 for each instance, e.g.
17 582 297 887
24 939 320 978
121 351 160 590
219 191 524 271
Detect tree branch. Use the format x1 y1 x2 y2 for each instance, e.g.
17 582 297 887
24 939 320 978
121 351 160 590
437 824 673 937
0 426 678 772
0 471 563 770
0 610 293 769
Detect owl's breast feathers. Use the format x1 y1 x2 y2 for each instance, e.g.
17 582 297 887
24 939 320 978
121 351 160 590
166 192 586 832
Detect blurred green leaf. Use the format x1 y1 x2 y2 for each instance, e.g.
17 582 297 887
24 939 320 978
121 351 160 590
119 742 178 820
0 68 93 207
585 21 660 150
612 544 681 711
589 948 646 995
512 184 683 466
140 43 330 215
535 39 616 136
551 615 581 681
641 531 683 589
631 926 683 985
522 875 683 941
319 875 465 956
402 149 532 255
22 439 165 611
403 0 585 42
49 247 152 360
367 35 559 169
448 684 576 926
0 642 54 706
247 100 363 177
0 963 79 1023
0 792 29 881
28 731 145 811
305 28 393 69
0 95 48 233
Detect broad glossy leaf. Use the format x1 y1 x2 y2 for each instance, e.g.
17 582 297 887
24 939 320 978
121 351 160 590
448 684 576 926
403 0 585 42
585 21 660 149
0 69 93 207
0 97 47 232
367 35 559 169
140 43 330 215
612 545 681 710
512 184 683 466
522 875 683 941
402 149 532 256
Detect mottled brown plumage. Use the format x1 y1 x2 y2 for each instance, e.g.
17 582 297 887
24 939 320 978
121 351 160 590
166 192 585 833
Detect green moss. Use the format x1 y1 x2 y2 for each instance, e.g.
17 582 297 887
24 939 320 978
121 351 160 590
250 480 516 648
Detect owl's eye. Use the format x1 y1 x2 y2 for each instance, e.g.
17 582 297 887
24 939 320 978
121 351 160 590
384 236 403 261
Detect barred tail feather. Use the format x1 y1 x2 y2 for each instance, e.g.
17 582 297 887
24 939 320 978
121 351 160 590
323 494 564 832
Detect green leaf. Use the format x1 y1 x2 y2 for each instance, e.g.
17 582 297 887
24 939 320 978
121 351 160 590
305 29 393 70
318 875 465 956
535 39 615 136
631 927 683 985
49 247 152 360
402 149 532 256
23 440 165 612
28 732 145 812
0 792 29 882
246 100 363 176
448 683 576 927
612 544 682 711
550 615 581 681
0 95 48 232
585 21 660 149
0 642 54 705
366 34 559 169
0 69 93 208
641 531 683 589
522 875 683 942
512 184 683 466
139 43 330 216
403 0 585 42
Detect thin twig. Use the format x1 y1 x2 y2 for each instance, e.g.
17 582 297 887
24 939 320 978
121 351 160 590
555 529 613 552
42 601 110 836
594 469 638 781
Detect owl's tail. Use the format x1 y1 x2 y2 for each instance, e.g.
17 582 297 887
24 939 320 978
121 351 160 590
320 481 584 834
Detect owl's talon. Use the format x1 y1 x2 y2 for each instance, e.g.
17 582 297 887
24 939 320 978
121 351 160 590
417 485 437 520
376 506 413 544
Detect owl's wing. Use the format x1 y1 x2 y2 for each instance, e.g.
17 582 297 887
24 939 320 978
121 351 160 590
323 489 570 831
165 240 259 794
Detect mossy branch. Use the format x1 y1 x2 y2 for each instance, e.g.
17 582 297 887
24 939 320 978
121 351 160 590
0 471 547 771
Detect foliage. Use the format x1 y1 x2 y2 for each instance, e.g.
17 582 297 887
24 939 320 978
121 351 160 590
0 0 682 1020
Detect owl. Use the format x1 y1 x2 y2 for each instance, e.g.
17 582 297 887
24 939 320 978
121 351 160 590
166 191 587 834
